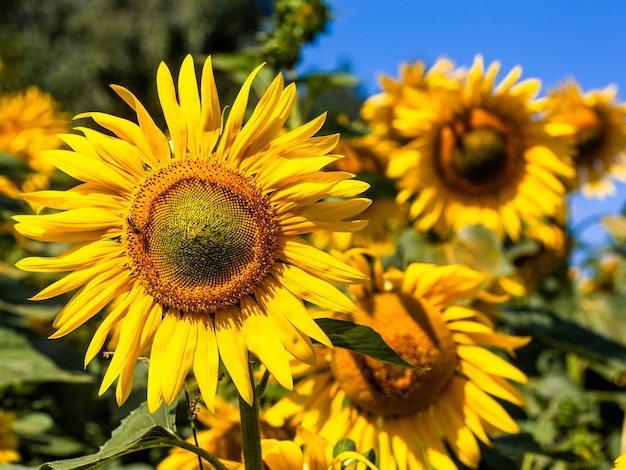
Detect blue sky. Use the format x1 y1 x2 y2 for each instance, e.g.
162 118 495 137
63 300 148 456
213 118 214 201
298 0 626 256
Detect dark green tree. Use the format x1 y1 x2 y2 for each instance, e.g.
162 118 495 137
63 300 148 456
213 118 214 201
0 0 269 117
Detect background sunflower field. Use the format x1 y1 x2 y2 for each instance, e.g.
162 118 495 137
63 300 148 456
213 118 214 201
1 1 626 469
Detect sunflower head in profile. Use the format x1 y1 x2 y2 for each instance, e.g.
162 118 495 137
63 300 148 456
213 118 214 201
542 80 626 198
0 86 69 197
373 55 574 241
14 55 369 412
266 251 531 469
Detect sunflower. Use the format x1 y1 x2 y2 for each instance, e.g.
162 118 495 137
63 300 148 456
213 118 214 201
0 86 69 197
512 221 569 292
542 80 626 198
614 453 626 470
158 397 294 470
266 251 530 469
159 399 375 470
374 55 573 241
0 410 19 464
13 55 369 412
361 57 462 143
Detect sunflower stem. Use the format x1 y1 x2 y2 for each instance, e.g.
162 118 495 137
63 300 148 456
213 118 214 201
184 385 203 470
239 356 266 470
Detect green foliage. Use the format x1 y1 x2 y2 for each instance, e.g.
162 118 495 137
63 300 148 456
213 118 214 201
40 401 179 470
0 0 269 116
0 328 91 388
257 0 331 70
315 318 421 369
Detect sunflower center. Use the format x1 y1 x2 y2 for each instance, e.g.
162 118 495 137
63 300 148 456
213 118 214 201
576 126 603 158
453 128 508 183
124 159 279 313
329 292 458 417
564 107 605 164
438 108 520 194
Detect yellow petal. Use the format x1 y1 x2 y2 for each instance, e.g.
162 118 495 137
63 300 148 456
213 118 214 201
278 236 367 284
42 149 133 194
31 257 124 301
50 266 129 338
85 283 144 366
193 317 219 413
16 241 121 273
200 56 222 155
255 277 332 348
162 313 197 405
214 307 253 405
464 379 520 434
110 84 170 165
299 198 371 222
431 394 481 468
177 55 202 155
456 345 528 384
240 296 292 390
99 290 154 394
272 262 357 314
460 360 526 407
414 412 456 469
157 60 187 160
216 63 264 162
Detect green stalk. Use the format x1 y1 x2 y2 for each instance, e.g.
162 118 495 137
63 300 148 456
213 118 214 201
239 356 270 470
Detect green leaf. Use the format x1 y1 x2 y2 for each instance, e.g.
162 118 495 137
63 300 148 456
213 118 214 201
0 328 91 388
0 150 33 182
40 401 178 470
0 273 63 320
603 215 626 242
12 412 54 435
211 50 276 96
446 224 517 278
298 71 359 101
333 438 356 458
315 318 422 369
500 307 626 367
494 433 581 462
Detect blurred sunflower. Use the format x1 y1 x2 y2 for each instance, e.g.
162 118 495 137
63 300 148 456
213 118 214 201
615 454 626 470
378 55 573 241
542 80 626 198
14 55 369 412
158 397 294 470
513 221 569 292
266 252 530 469
256 428 379 470
161 413 375 470
361 58 462 143
0 86 69 197
0 410 19 464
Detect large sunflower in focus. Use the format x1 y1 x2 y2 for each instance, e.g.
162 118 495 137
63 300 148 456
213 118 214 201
374 55 573 241
266 252 530 469
543 80 626 198
14 55 369 412
0 87 69 197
